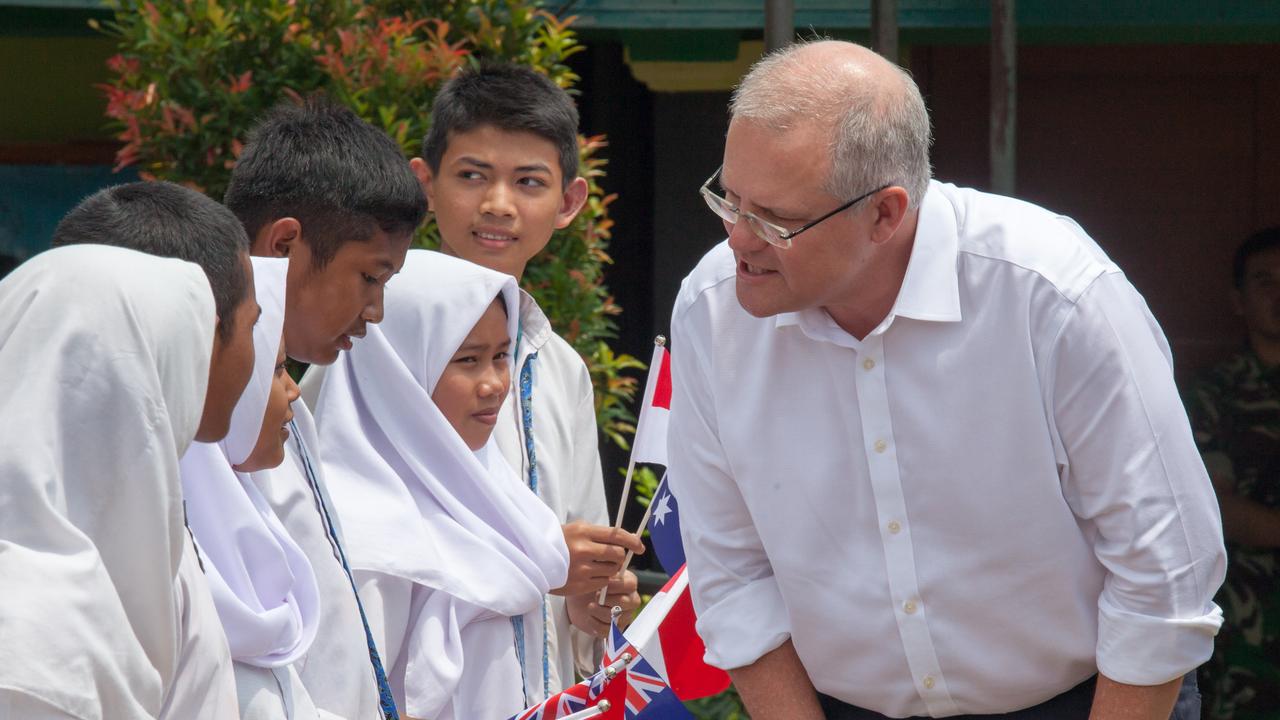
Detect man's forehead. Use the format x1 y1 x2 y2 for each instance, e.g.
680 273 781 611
722 119 834 205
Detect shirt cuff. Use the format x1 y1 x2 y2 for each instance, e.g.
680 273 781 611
695 574 792 671
1096 594 1223 685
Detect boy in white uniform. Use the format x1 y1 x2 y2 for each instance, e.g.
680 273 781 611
225 96 427 720
409 63 643 698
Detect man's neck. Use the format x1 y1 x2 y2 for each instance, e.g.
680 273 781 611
823 210 920 341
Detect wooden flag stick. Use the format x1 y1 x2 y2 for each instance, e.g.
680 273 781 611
599 335 666 604
598 492 659 604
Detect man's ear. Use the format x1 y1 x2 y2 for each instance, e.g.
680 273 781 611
409 157 434 212
255 217 302 259
555 176 590 230
868 187 911 245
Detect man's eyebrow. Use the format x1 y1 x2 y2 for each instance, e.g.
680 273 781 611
456 156 493 170
514 162 552 175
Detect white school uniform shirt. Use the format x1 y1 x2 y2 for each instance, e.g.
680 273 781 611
180 257 326 720
251 398 382 720
0 246 215 719
157 536 240 719
669 181 1227 717
312 250 569 720
493 291 610 697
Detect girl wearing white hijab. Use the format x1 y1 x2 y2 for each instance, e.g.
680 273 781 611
0 245 230 719
180 257 327 720
311 249 570 720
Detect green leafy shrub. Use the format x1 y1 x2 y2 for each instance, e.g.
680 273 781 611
97 0 639 443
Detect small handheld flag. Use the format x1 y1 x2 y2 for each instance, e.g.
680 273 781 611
645 471 684 575
604 619 692 719
630 341 672 466
603 336 672 604
506 660 627 720
623 566 731 701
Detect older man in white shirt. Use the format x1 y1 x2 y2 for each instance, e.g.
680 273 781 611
668 40 1225 720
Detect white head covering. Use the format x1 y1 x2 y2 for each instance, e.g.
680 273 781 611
179 257 320 668
0 245 214 718
313 249 568 613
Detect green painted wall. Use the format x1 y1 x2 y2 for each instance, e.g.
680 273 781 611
0 36 114 142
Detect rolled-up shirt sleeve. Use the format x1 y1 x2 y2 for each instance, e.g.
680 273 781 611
1047 271 1227 685
668 288 792 671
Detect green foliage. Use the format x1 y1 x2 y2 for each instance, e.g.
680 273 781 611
686 689 748 719
97 0 640 444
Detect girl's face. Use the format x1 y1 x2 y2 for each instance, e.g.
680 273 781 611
232 336 300 473
431 298 511 451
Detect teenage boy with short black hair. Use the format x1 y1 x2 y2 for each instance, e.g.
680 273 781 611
226 95 427 720
53 180 259 444
410 63 643 701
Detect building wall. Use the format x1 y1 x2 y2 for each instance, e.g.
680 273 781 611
919 43 1280 377
586 42 1280 383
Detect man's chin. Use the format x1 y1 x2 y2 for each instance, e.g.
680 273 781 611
734 283 787 319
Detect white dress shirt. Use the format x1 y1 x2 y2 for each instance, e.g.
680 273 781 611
668 181 1227 717
494 291 611 696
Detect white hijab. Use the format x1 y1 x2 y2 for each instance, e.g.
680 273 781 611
313 249 568 610
179 257 320 668
0 245 214 719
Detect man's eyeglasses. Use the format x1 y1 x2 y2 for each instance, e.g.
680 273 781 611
699 165 890 250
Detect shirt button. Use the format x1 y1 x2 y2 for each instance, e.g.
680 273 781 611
863 357 876 371
903 600 917 615
923 675 936 690
874 439 888 453
887 520 901 534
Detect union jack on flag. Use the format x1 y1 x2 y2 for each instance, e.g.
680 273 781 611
603 622 692 719
507 670 602 720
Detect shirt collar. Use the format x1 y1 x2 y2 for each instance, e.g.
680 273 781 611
889 181 962 324
515 289 553 358
775 181 961 342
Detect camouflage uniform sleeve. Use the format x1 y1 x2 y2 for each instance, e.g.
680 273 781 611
1186 371 1236 485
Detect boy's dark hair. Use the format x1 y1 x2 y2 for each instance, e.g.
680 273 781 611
1233 226 1280 288
51 181 250 340
224 94 427 267
423 63 580 188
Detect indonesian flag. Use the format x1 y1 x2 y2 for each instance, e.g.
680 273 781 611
630 341 672 466
622 565 731 701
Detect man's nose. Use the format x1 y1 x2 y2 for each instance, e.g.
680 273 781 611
726 215 765 253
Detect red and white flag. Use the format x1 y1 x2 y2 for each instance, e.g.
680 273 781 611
622 565 731 701
630 341 672 466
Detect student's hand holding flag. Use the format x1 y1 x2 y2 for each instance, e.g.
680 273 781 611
553 521 646 597
567 570 641 638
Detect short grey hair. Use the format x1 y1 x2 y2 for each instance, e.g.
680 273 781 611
730 40 933 209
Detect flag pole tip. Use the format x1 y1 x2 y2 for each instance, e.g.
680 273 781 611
655 335 667 347
610 605 622 621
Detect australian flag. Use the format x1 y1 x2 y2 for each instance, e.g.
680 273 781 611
646 471 684 575
506 664 625 720
603 620 692 719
